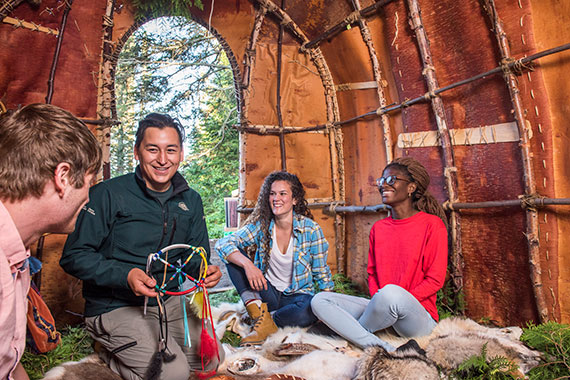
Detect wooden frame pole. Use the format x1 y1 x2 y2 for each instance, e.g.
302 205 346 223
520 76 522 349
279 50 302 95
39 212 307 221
481 0 548 322
45 0 73 104
350 0 393 162
406 0 464 301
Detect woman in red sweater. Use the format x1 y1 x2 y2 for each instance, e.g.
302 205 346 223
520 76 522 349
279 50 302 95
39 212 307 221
311 157 448 351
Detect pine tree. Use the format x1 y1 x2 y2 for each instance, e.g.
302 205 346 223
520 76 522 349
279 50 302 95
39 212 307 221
113 16 238 237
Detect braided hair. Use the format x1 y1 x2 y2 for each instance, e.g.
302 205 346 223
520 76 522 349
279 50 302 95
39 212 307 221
385 157 448 228
246 171 312 271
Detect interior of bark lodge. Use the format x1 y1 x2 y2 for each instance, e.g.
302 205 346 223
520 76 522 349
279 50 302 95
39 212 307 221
1 0 570 379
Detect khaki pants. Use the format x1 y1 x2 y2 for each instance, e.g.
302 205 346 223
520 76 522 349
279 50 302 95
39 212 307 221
85 296 225 380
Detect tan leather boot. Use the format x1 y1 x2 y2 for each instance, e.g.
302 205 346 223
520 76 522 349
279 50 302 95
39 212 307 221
240 303 278 346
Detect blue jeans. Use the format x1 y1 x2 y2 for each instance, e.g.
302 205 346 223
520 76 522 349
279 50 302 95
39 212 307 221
311 284 437 351
226 263 317 328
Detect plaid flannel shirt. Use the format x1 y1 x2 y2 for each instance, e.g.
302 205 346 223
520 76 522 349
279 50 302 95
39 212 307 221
216 213 334 295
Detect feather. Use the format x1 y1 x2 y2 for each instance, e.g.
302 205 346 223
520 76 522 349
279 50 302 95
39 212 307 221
189 291 204 317
143 350 176 380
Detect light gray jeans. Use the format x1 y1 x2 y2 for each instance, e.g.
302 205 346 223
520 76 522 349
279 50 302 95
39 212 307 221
85 296 224 380
311 284 436 351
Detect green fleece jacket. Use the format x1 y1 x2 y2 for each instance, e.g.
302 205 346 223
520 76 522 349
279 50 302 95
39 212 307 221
60 167 210 317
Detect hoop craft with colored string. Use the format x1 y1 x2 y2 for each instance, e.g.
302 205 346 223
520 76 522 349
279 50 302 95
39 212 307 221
147 243 208 296
144 243 219 380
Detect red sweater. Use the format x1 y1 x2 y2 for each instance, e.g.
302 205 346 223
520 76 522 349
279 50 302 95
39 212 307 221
367 211 448 321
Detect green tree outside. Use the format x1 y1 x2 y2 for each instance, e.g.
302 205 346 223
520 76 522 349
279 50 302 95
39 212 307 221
112 16 239 238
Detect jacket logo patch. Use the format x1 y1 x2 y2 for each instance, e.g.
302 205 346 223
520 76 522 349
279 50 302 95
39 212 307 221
82 205 96 216
178 202 189 211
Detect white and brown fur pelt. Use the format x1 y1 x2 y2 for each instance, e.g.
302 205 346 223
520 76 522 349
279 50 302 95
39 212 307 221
217 326 362 380
354 344 439 380
41 354 122 380
212 302 363 379
214 304 542 380
356 316 542 379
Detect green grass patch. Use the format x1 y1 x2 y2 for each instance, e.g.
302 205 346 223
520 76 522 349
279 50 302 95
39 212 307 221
21 326 94 380
450 344 519 380
210 288 240 306
221 330 242 347
330 273 369 297
521 321 570 380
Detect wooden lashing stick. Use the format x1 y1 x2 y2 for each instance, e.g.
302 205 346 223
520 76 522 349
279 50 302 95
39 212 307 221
481 0 548 323
0 0 24 19
2 16 59 35
406 0 464 308
350 0 393 162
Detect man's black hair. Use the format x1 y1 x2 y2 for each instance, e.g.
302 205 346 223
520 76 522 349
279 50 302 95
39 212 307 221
135 113 185 148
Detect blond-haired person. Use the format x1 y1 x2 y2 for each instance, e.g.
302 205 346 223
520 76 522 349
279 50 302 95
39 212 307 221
0 104 102 380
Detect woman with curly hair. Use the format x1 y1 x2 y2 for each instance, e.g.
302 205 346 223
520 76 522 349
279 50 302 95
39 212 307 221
216 171 334 346
311 157 448 351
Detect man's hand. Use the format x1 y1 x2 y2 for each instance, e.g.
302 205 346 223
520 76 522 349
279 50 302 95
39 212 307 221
127 268 158 297
203 265 222 288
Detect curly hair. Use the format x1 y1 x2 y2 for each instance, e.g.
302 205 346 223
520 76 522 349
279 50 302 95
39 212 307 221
384 157 448 228
246 171 312 271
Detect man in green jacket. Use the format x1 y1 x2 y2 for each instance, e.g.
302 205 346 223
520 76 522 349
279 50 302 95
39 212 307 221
60 113 224 380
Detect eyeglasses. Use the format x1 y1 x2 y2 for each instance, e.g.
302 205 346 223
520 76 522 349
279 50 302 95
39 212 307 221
376 175 412 187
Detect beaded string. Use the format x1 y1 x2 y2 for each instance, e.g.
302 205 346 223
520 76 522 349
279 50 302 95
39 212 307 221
148 244 208 296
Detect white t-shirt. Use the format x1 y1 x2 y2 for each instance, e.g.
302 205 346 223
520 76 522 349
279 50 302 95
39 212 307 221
265 226 294 292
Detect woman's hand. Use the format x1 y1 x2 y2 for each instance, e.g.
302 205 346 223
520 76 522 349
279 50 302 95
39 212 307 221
244 261 267 291
227 250 267 291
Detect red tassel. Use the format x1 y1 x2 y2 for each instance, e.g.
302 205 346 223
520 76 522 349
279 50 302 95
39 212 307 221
199 286 219 370
194 369 216 380
200 327 217 365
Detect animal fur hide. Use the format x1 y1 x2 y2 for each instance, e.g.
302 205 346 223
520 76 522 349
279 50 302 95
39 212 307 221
213 304 542 380
354 344 439 380
40 305 542 379
218 326 362 380
41 354 122 380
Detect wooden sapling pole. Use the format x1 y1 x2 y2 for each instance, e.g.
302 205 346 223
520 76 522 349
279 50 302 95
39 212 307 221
327 196 570 215
446 197 570 210
309 47 347 273
239 4 267 222
250 0 347 273
276 0 287 171
38 0 74 281
253 0 305 42
350 0 393 162
233 42 570 136
241 5 267 122
45 0 73 104
406 0 464 304
304 0 396 50
95 0 116 180
481 0 548 323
